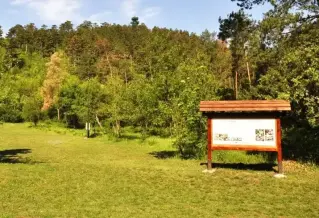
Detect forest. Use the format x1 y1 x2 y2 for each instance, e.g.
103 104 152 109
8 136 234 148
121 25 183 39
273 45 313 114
0 0 318 162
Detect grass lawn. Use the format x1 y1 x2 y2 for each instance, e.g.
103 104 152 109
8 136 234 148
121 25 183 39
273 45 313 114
0 123 318 218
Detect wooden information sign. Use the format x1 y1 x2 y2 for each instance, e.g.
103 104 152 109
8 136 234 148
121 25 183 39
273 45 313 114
200 100 291 174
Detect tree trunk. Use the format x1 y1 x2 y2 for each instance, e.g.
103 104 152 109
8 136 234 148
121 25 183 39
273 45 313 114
95 114 103 129
106 54 113 78
148 59 153 80
235 71 238 99
113 120 121 137
116 120 121 137
246 61 251 87
126 55 133 88
124 70 128 88
57 108 60 121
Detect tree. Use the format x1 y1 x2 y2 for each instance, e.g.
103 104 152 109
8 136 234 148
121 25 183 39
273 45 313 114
232 0 269 9
232 0 319 9
250 0 319 125
131 17 140 27
171 61 221 158
24 23 37 53
0 25 3 45
218 10 253 98
103 75 128 137
22 94 43 126
57 75 81 127
3 11 318 161
127 75 159 137
0 42 6 73
65 31 99 79
59 21 73 41
0 74 23 122
41 51 68 120
74 78 106 127
247 0 319 162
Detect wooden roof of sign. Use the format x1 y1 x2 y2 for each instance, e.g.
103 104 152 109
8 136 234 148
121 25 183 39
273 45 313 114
200 100 291 112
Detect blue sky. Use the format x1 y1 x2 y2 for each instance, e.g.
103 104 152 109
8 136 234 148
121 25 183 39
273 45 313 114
0 0 272 34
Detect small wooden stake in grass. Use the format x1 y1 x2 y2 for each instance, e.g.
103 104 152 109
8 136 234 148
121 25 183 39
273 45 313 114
86 122 91 138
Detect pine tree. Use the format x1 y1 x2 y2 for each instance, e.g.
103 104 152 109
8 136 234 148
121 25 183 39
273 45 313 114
131 17 140 27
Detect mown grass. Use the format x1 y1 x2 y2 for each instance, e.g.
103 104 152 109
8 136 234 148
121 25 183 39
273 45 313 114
0 123 318 218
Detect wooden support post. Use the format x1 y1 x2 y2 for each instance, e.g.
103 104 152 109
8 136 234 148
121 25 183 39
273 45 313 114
276 119 283 174
207 117 212 170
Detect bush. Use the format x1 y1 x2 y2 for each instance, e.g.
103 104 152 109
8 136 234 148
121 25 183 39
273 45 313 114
283 126 319 164
22 95 43 126
0 107 23 122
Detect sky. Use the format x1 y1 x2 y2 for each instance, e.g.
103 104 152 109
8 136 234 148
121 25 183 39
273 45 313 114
0 0 272 34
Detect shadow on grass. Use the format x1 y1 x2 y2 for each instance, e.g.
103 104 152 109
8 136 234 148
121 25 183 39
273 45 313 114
0 149 39 164
149 150 178 159
120 134 141 140
200 162 277 172
88 132 103 138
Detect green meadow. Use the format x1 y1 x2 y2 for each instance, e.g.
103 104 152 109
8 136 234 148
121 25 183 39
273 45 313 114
0 123 318 218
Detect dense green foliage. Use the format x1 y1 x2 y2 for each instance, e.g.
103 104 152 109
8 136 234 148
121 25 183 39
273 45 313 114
220 0 319 162
0 1 318 162
0 20 230 159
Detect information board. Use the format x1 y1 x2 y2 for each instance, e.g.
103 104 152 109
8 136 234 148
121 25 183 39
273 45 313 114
212 119 276 147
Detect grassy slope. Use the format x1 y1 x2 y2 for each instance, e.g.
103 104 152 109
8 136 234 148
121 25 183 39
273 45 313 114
0 123 318 218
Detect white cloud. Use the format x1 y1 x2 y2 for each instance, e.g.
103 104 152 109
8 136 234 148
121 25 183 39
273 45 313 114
11 0 33 5
121 0 139 18
87 11 113 24
140 7 161 22
10 0 161 26
10 0 83 24
121 0 161 22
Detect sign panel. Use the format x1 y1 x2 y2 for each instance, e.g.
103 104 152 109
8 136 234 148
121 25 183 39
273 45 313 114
212 119 276 147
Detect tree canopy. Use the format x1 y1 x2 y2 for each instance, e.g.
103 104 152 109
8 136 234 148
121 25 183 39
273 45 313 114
0 1 318 162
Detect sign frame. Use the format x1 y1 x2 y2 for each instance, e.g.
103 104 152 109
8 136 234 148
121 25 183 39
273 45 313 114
200 100 290 174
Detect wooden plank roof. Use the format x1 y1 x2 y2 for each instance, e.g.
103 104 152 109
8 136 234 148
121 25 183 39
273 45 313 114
200 100 291 112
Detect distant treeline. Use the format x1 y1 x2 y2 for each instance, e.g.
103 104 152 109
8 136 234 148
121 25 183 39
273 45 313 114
0 0 318 162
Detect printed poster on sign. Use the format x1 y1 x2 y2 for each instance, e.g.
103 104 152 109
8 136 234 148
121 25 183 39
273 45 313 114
212 119 276 147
